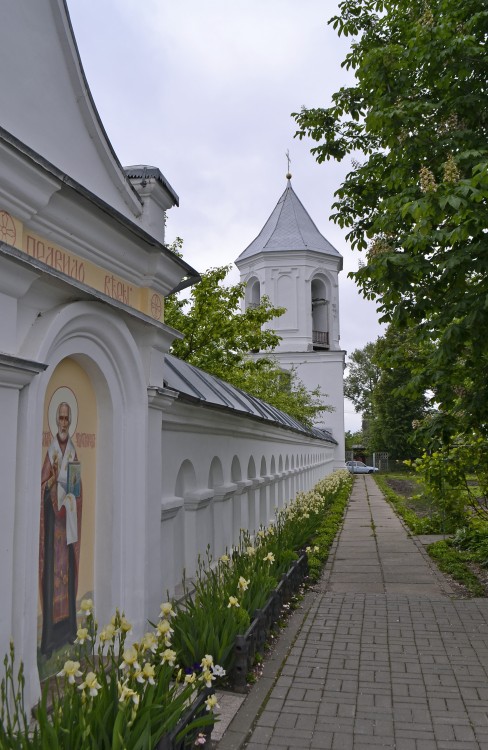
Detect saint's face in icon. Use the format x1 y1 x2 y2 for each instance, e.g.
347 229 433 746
57 403 71 440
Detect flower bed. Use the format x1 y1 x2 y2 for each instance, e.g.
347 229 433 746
0 470 352 747
171 470 353 686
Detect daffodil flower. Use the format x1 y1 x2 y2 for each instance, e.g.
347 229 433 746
74 627 91 645
121 646 140 671
118 681 140 706
57 660 82 684
120 616 132 633
238 577 250 592
136 662 156 685
160 601 175 619
263 552 275 563
201 654 214 669
205 694 219 711
202 669 215 687
78 671 101 697
227 596 240 608
99 623 116 643
78 598 94 616
161 648 177 667
141 632 158 653
156 619 174 639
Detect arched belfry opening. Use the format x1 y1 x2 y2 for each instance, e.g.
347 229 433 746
246 277 261 310
311 277 329 350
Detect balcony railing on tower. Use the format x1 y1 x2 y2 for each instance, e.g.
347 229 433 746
312 330 329 348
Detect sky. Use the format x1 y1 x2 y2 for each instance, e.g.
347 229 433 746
67 0 384 431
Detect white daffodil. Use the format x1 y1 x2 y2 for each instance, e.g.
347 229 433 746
238 577 250 592
75 627 91 645
202 669 215 688
78 671 101 697
141 632 158 653
136 662 156 685
57 660 82 684
161 648 177 667
121 646 140 671
78 598 94 616
205 694 219 711
160 602 175 619
120 616 132 633
99 623 116 643
118 681 140 706
201 654 214 669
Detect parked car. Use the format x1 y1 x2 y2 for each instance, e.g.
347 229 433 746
346 460 379 474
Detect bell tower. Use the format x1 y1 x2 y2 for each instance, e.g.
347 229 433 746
235 174 345 466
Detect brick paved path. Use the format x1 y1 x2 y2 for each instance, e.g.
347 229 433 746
227 475 488 750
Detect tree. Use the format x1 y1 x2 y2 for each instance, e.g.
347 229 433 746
164 262 330 426
294 0 488 442
368 326 430 459
345 328 430 458
344 341 381 418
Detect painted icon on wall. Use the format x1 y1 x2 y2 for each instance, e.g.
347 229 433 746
39 387 82 657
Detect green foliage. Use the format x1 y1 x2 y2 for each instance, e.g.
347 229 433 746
165 261 330 426
368 325 431 458
293 0 488 442
345 326 431 458
344 341 381 417
453 523 488 567
408 432 488 526
427 540 485 597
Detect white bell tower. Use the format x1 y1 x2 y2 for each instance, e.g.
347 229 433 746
235 174 345 466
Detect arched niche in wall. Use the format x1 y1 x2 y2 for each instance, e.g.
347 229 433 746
247 456 256 479
260 456 267 477
278 455 283 473
175 460 197 496
270 456 276 475
208 456 224 489
231 455 242 483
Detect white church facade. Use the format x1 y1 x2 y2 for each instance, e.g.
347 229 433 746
0 0 345 703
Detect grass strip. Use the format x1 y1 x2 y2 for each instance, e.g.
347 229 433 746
427 540 485 597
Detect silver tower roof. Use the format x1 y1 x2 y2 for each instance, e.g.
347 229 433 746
236 179 342 263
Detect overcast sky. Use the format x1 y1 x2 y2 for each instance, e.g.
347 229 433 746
67 0 384 431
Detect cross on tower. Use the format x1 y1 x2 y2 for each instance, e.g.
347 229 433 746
285 150 292 179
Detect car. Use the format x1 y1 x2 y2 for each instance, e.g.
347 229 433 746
346 460 379 474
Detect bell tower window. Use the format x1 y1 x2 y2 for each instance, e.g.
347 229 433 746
311 278 329 350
